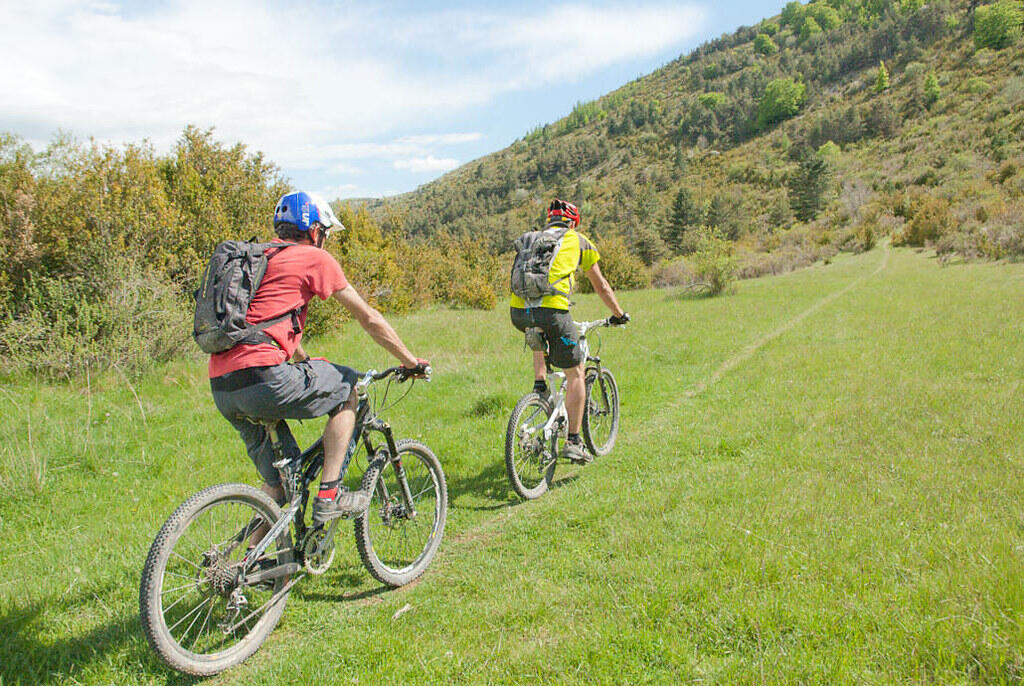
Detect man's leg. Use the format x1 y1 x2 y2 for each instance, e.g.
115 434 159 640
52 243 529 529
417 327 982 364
532 351 548 392
312 393 370 522
321 393 358 482
564 363 586 434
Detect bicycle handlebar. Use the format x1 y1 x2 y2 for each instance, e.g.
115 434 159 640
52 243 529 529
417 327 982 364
362 364 432 386
575 316 628 336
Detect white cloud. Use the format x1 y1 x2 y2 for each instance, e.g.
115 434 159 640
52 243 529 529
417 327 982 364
394 156 460 173
395 133 484 145
0 1 707 195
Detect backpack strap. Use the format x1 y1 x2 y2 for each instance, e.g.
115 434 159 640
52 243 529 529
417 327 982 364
236 242 304 347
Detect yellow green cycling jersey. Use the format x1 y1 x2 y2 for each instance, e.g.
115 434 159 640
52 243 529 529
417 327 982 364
509 227 601 311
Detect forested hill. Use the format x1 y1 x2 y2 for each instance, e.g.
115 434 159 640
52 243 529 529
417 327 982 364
366 0 1023 270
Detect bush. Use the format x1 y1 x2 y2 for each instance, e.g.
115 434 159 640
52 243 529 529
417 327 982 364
690 228 737 296
754 33 779 56
698 92 728 110
893 194 954 246
758 78 807 129
578 234 650 293
0 257 190 378
974 0 1024 50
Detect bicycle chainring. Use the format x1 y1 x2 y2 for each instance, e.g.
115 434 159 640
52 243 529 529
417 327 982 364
302 524 337 575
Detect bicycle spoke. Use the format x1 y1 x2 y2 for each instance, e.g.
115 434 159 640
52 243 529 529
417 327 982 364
171 550 203 572
167 595 213 634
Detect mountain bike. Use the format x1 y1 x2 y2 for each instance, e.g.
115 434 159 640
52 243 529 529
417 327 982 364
505 318 623 500
139 366 446 676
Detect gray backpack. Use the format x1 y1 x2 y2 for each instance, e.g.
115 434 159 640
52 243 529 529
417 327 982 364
192 240 301 354
510 226 571 306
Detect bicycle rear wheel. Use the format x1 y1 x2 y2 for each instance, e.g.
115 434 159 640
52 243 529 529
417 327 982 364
582 368 620 457
355 439 447 587
505 393 557 499
139 483 293 676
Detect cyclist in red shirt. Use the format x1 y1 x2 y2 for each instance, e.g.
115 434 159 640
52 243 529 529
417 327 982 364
209 191 427 523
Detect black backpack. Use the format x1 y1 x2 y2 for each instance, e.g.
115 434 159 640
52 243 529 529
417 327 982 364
192 240 302 354
509 226 571 306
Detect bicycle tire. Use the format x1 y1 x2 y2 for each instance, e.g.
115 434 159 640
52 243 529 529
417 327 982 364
355 439 447 587
582 368 620 457
139 483 293 676
505 393 557 500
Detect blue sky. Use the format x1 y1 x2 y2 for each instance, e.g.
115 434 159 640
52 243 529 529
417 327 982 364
0 0 790 199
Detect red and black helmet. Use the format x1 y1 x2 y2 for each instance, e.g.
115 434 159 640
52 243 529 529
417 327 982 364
547 199 580 228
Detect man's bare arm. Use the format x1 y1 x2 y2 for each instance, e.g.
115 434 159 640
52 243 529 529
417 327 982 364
331 286 420 367
584 263 625 318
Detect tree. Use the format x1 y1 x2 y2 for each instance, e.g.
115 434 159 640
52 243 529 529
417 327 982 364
875 60 890 93
800 16 824 41
664 187 703 253
923 71 941 108
788 150 833 222
781 1 807 30
754 33 779 55
758 78 807 129
706 190 745 240
974 0 1024 49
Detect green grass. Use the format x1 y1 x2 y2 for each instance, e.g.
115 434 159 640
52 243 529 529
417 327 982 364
2 246 1023 685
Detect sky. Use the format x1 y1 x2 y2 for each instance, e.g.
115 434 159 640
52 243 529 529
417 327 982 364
0 0 791 200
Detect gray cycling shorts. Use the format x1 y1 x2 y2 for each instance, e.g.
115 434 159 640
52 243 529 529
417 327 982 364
510 306 583 369
210 360 360 486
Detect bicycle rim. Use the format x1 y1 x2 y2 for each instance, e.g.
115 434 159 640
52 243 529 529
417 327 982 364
140 484 292 675
505 393 556 499
356 439 447 586
583 368 619 457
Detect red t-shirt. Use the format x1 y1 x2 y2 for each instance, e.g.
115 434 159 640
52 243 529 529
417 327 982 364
208 240 348 378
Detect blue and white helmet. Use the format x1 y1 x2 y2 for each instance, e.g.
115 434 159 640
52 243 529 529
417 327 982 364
273 191 344 233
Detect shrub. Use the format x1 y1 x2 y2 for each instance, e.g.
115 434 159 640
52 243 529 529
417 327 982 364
690 228 737 296
698 92 728 110
579 234 650 292
754 33 779 56
800 16 824 42
965 77 991 94
758 78 807 129
0 257 190 378
974 0 1024 50
923 71 941 108
893 194 954 246
875 61 891 93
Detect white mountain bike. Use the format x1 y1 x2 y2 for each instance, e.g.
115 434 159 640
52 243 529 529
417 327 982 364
504 317 624 500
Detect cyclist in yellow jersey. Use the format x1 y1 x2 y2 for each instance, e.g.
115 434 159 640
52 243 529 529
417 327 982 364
510 199 630 464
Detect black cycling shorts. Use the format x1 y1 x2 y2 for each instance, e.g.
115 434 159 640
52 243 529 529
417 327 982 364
510 307 584 369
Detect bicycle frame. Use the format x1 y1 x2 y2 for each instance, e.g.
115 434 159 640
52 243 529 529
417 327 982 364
241 368 417 573
532 319 610 449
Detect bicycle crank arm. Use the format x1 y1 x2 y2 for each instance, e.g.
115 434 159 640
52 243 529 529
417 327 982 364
243 562 302 586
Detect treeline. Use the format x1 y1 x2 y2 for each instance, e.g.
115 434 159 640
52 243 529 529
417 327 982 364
0 128 508 378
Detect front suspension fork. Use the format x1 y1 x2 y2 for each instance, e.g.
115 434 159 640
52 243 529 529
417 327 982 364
366 418 417 519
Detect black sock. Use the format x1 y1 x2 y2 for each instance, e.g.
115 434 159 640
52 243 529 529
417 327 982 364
533 379 548 394
568 432 581 444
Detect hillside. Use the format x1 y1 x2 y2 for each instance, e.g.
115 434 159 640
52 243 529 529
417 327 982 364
1 246 1022 683
367 0 1024 271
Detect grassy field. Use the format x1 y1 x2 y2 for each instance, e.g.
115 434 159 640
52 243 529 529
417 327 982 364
1 245 1022 685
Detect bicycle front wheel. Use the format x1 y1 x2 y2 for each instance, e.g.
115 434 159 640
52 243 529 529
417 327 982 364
583 368 620 457
505 393 557 500
139 483 293 676
355 439 447 587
